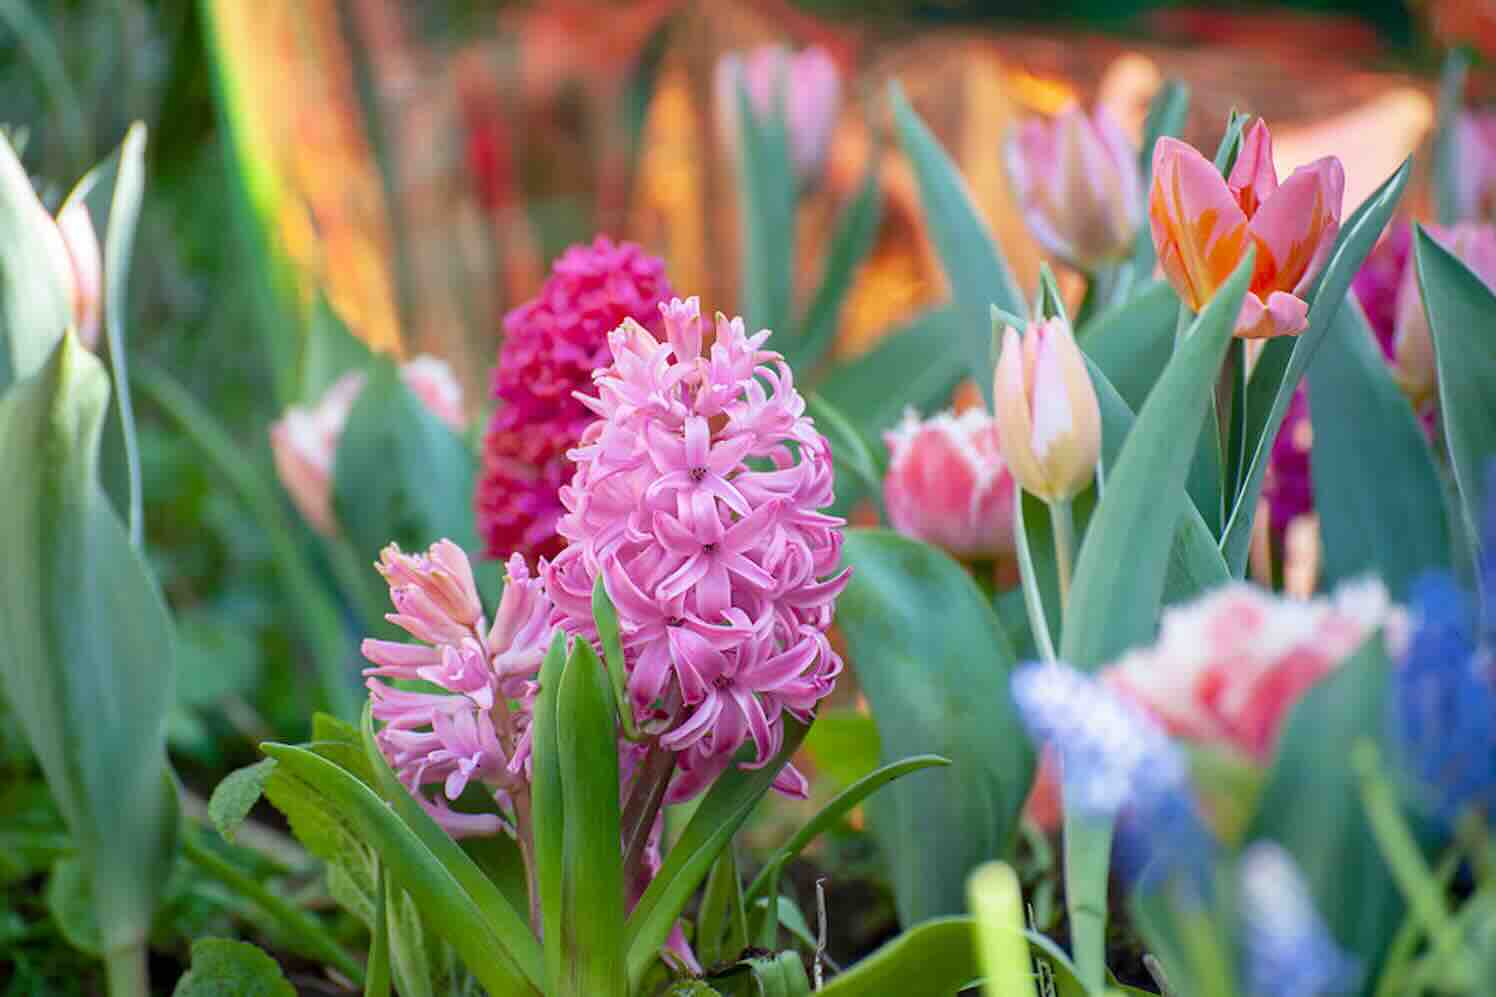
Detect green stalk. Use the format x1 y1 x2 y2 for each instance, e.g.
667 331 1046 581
365 869 391 997
103 944 149 997
182 827 366 985
968 863 1039 997
1049 497 1076 616
1014 488 1057 662
1063 813 1113 995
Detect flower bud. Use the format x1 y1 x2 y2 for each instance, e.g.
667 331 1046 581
54 198 102 349
992 317 1101 502
1392 222 1496 408
882 407 1015 560
1006 104 1142 273
715 44 841 186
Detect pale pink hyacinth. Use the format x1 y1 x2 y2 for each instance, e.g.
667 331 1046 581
882 407 1016 561
270 358 466 534
715 44 842 184
1392 222 1496 407
1006 104 1143 273
1149 119 1345 339
546 296 848 803
362 544 553 838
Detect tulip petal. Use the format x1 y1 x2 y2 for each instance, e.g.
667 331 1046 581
1228 119 1279 216
1247 156 1345 297
1235 290 1309 340
994 325 1046 496
1149 137 1250 311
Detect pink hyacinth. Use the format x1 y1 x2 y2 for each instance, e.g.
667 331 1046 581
362 543 553 838
476 237 673 565
545 296 848 803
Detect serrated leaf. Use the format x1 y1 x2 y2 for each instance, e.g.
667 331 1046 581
209 759 276 845
172 938 297 997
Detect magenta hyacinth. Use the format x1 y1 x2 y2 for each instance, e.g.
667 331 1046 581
546 296 848 803
476 237 673 565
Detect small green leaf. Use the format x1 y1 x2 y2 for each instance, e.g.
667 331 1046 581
790 159 882 374
209 759 277 845
818 917 977 996
172 938 297 997
735 77 796 337
45 855 101 956
713 951 813 997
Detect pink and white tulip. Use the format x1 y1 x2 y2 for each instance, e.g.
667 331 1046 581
1149 120 1345 339
715 44 842 185
1392 222 1496 408
882 407 1016 561
992 317 1101 503
1006 104 1143 273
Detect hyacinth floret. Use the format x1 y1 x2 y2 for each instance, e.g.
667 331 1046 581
546 296 847 803
1240 842 1360 997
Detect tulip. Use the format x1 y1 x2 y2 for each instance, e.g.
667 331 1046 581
1006 104 1143 273
1455 110 1496 225
1392 222 1496 407
1149 119 1345 339
715 44 841 185
882 408 1016 561
992 317 1101 503
52 199 103 349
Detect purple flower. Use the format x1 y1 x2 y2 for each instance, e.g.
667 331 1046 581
363 545 553 838
1240 842 1360 997
546 296 847 803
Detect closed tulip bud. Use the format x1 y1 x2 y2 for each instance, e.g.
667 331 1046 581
715 44 842 186
1006 104 1143 273
1392 222 1496 408
992 317 1101 502
53 199 102 349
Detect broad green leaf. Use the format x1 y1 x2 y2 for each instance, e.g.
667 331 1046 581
0 334 179 959
45 855 101 956
262 743 542 996
1224 158 1413 574
838 530 1031 924
1417 226 1496 558
531 632 568 991
557 640 626 997
1062 250 1253 670
735 78 796 337
1247 636 1412 988
209 759 276 845
0 130 71 386
301 293 374 400
790 159 882 374
1076 280 1178 413
625 719 810 989
1307 302 1450 597
819 917 977 996
891 81 1025 406
817 307 964 441
801 707 880 790
172 938 297 997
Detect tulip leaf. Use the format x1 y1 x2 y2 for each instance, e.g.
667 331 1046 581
1434 48 1472 227
0 334 179 967
818 917 978 996
817 306 964 439
301 292 374 401
1063 250 1252 670
0 129 72 387
1077 279 1178 413
1416 225 1496 558
1224 158 1413 575
806 390 885 511
1132 81 1190 279
790 158 882 375
837 530 1032 925
735 76 796 338
1307 302 1450 597
891 81 1025 406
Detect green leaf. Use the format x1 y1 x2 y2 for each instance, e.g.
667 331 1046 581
625 718 810 988
1417 225 1496 559
1223 158 1413 574
837 530 1031 924
174 609 261 707
819 917 977 996
735 77 796 337
301 293 374 400
790 159 882 374
172 938 297 997
209 759 277 845
1307 303 1450 597
1247 635 1413 987
557 639 626 997
1434 48 1472 227
890 81 1025 406
0 334 179 959
332 356 479 562
531 631 569 991
697 846 749 969
0 130 71 386
714 951 813 997
45 855 101 956
1062 250 1253 670
801 707 881 789
367 872 392 997
1138 80 1190 189
817 307 964 440
592 575 638 741
1211 110 1249 176
806 391 885 502
1077 280 1178 413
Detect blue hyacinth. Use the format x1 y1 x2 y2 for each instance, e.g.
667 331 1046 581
1239 842 1360 997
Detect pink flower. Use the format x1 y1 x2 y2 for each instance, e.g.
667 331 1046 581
1391 222 1496 408
715 44 842 185
476 237 673 566
992 317 1101 503
882 407 1016 560
271 357 466 535
1006 104 1143 272
1149 120 1345 339
1263 387 1314 542
1455 111 1496 225
546 296 847 803
363 545 553 838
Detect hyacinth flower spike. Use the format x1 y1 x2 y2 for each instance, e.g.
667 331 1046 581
1239 842 1360 997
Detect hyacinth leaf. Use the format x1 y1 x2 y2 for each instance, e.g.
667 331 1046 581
890 81 1025 407
1417 226 1496 557
790 157 882 375
333 355 479 563
301 292 374 401
696 846 748 970
1246 635 1413 988
817 917 978 995
366 873 392 997
591 575 639 740
1307 302 1450 597
263 741 542 995
837 530 1031 925
805 391 885 504
735 77 796 338
0 334 179 988
624 718 810 990
1132 81 1191 277
0 131 72 389
744 754 951 905
1224 157 1413 575
817 306 964 440
171 938 297 997
1434 48 1472 227
556 639 626 997
967 864 1038 997
1062 249 1253 671
531 631 568 991
1076 279 1177 413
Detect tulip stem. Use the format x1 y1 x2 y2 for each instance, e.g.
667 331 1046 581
1013 488 1057 662
1050 498 1075 616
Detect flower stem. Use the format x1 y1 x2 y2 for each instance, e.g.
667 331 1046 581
1013 488 1057 662
621 746 676 882
103 943 149 997
1062 811 1113 995
1050 497 1076 617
